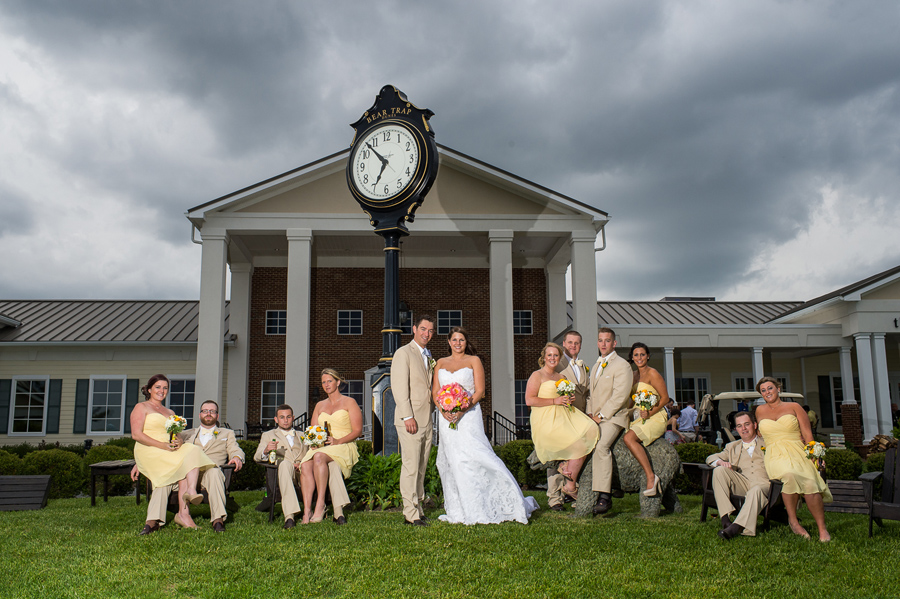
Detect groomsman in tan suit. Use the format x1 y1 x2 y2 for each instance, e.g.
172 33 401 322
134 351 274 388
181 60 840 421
253 404 350 528
548 330 590 510
134 400 244 533
587 327 634 515
706 411 771 539
390 314 435 526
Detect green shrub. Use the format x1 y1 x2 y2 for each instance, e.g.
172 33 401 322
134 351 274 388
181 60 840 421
3 442 37 459
674 442 720 495
104 437 137 452
356 439 373 458
84 445 134 496
230 440 266 491
424 446 442 504
56 443 88 457
866 451 887 474
494 439 544 488
0 449 21 475
21 448 87 499
346 452 403 510
823 448 864 481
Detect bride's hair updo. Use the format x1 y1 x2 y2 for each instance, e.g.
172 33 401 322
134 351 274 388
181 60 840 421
141 374 170 400
321 368 345 383
538 342 564 367
448 326 477 356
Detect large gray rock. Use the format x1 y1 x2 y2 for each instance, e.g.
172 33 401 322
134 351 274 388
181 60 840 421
530 433 683 518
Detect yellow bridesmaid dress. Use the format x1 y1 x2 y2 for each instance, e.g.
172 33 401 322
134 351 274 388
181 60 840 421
628 382 668 446
300 409 359 478
758 414 832 502
530 380 599 463
133 413 214 488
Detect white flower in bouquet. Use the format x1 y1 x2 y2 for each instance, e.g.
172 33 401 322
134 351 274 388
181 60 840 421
631 389 659 423
555 379 577 412
303 425 329 447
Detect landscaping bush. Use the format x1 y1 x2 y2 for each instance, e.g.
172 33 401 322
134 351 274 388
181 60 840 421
674 442 720 495
3 442 38 459
865 450 886 474
84 444 134 496
21 448 87 498
229 440 266 491
105 437 137 452
0 449 21 475
346 452 403 510
494 439 544 488
823 448 864 480
424 446 442 504
356 439 373 458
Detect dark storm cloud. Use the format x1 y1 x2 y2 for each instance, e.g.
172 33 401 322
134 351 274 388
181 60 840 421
0 0 898 300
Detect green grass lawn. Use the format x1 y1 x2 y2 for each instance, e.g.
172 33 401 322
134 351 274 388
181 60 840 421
2 490 898 599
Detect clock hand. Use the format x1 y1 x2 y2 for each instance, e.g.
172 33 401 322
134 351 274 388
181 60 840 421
366 142 390 167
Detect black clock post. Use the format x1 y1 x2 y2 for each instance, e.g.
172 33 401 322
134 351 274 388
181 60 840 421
346 85 438 455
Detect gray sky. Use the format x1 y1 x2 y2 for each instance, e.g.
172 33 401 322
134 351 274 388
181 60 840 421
1 1 898 302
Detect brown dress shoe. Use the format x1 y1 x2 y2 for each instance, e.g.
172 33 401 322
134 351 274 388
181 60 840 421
593 497 612 515
212 520 226 533
333 515 347 525
139 521 160 535
283 518 296 529
718 522 744 540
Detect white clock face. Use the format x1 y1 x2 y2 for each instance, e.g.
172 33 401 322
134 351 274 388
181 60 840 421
351 123 420 202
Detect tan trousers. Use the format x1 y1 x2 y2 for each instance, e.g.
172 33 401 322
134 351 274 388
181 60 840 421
711 467 771 536
279 458 351 521
547 466 565 507
591 420 623 494
145 466 228 523
396 423 433 522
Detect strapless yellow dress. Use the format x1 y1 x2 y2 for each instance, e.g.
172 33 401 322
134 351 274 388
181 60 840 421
530 380 599 463
133 412 214 488
628 382 668 446
299 409 359 478
758 414 832 502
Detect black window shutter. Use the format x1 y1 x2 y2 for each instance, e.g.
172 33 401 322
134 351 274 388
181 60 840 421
73 379 90 434
46 379 62 434
0 379 11 435
123 379 140 434
818 375 834 429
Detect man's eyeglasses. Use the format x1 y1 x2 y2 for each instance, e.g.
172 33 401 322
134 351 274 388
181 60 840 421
200 409 218 415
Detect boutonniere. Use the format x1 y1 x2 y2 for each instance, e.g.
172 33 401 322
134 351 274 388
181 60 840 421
213 429 220 438
599 359 608 373
429 358 436 371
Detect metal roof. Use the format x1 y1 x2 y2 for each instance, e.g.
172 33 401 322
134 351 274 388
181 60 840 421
0 300 230 343
568 300 802 326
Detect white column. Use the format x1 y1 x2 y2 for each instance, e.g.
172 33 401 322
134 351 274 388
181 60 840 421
570 231 599 365
751 347 764 384
663 347 676 399
839 347 856 405
545 262 568 341
854 333 878 442
225 262 253 429
489 230 515 422
286 229 313 418
872 334 893 435
195 229 228 426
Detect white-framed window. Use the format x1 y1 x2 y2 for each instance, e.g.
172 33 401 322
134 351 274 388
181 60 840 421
514 379 529 427
8 376 49 435
168 377 196 428
261 380 285 421
266 310 287 335
830 374 859 429
674 374 710 406
341 380 366 411
399 310 413 335
337 310 363 335
88 375 126 435
733 373 790 393
437 310 462 335
513 310 533 335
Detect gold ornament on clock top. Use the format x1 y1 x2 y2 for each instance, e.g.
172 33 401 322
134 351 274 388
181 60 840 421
349 120 428 207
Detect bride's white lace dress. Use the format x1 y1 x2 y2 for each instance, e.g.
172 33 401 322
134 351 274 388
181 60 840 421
436 368 539 524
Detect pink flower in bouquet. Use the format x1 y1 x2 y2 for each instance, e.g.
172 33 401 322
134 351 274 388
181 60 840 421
437 382 472 430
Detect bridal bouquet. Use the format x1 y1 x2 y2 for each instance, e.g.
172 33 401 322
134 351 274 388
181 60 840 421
437 382 472 430
164 414 188 442
303 424 329 447
555 379 577 412
631 389 659 424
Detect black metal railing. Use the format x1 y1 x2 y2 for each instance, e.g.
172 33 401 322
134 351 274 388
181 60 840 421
293 412 310 431
491 411 531 445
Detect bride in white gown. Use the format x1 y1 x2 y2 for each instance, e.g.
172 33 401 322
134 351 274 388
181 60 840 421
432 327 539 524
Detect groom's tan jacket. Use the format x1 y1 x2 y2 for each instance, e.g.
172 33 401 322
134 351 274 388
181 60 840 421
391 340 434 426
587 350 634 429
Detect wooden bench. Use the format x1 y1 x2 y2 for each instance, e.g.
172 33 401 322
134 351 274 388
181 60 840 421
824 480 867 515
89 459 142 506
0 475 52 511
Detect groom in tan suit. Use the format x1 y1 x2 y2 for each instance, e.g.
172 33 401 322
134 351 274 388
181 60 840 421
587 327 634 515
135 400 244 533
390 314 435 526
253 404 350 528
548 330 589 510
